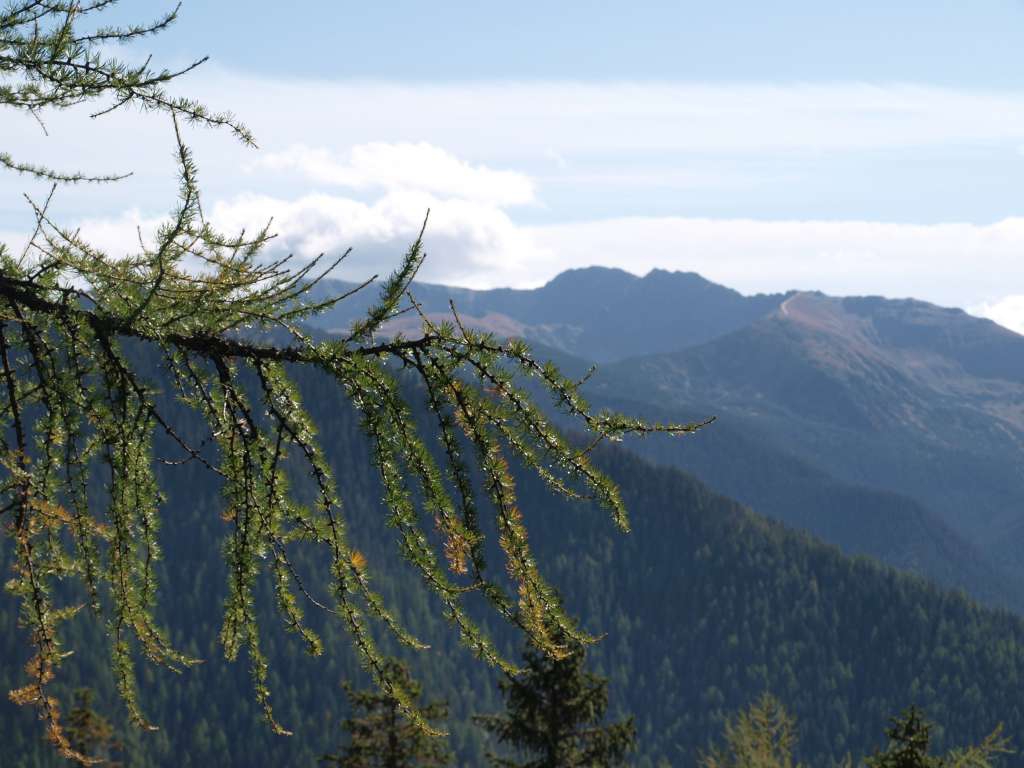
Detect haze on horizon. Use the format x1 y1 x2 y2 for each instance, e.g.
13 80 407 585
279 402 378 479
3 0 1024 331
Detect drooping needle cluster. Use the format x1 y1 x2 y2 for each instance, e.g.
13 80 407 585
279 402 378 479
0 2 710 763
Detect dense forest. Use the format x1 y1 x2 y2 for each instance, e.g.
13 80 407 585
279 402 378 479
3 359 1023 766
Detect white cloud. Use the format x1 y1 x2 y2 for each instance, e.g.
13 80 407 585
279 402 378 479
0 211 164 267
205 75 1024 157
973 295 1024 335
74 209 165 257
61 190 1024 319
253 142 535 206
6 73 1024 312
59 187 545 289
525 216 1024 309
10 74 1024 215
207 189 544 286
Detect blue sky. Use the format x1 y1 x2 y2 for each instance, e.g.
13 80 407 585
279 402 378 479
125 1 1024 87
5 1 1024 330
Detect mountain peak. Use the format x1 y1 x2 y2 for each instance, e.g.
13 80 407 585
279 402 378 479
643 267 712 282
768 290 1024 386
775 292 861 336
541 266 640 292
542 266 735 297
307 266 786 362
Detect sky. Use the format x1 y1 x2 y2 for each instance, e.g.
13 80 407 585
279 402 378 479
5 1 1024 330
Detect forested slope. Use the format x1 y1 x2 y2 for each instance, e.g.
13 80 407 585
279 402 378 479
600 292 1024 579
3 363 1024 766
307 269 1024 612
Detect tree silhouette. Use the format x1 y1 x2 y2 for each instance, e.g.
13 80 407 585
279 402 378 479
0 2 707 762
65 689 123 767
474 645 636 767
865 707 1011 768
699 693 802 768
704 699 1012 768
321 659 450 768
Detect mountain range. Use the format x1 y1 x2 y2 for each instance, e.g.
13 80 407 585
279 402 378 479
4 335 1024 766
307 267 1024 612
5 266 1024 765
307 268 786 363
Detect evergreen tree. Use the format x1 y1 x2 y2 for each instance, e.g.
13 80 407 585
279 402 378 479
699 693 801 768
865 707 1011 768
321 659 450 768
705 699 1012 768
867 708 934 768
65 688 123 767
0 3 704 762
474 646 636 767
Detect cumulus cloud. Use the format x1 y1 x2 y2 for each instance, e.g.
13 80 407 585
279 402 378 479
73 209 166 257
0 211 164 268
207 189 544 286
5 79 1024 312
11 138 542 287
253 142 535 206
973 295 1024 335
59 186 546 289
35 192 1024 314
11 75 1024 220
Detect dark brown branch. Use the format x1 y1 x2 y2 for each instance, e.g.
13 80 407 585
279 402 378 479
0 274 439 364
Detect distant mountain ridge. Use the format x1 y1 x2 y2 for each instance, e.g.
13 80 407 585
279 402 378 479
307 267 787 362
596 289 1024 588
305 267 1024 611
6 268 1024 765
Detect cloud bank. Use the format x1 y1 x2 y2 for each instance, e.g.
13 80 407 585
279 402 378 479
252 142 535 206
211 77 1024 157
5 74 1024 334
66 168 1024 337
9 75 1024 227
973 295 1024 335
206 188 540 286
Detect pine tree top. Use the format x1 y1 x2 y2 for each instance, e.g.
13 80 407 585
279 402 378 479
475 646 636 768
322 659 451 768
